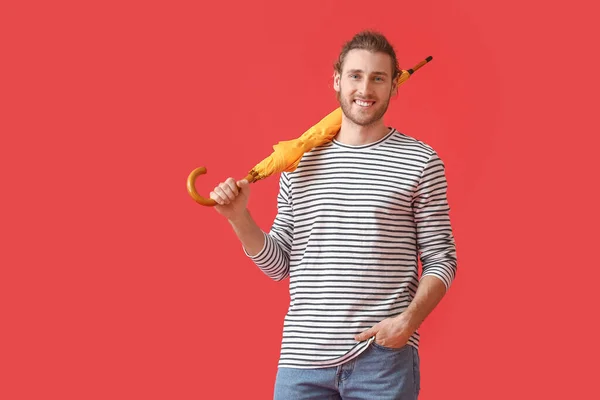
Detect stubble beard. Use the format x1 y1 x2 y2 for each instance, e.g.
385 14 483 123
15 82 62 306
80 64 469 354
336 85 392 127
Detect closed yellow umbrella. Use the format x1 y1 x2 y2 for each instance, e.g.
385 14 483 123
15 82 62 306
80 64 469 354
187 56 433 206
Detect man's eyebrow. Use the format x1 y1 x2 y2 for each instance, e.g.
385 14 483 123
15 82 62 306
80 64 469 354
346 69 389 76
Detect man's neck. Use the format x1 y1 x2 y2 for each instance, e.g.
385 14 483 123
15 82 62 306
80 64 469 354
334 117 391 146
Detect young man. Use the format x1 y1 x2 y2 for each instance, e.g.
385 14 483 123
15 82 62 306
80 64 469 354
209 31 457 400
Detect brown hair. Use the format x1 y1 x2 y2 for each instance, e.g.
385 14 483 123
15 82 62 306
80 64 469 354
334 30 400 80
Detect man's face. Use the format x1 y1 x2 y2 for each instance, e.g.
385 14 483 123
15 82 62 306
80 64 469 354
334 49 397 127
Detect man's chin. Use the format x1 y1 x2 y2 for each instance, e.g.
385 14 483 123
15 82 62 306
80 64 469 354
348 117 380 127
348 110 381 126
340 102 386 126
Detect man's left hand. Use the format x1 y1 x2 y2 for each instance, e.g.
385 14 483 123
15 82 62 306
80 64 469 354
354 314 418 349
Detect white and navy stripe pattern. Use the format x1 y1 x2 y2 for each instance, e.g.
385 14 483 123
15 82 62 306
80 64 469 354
246 129 457 369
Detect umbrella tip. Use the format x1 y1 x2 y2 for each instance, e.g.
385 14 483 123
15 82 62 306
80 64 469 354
426 56 433 62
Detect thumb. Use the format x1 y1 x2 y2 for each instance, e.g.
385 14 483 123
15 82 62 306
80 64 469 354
355 325 378 342
237 179 249 190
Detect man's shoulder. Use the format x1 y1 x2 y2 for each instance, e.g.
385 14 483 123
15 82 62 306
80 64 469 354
388 129 437 157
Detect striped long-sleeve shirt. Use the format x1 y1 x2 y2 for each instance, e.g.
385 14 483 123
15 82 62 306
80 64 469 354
245 128 457 369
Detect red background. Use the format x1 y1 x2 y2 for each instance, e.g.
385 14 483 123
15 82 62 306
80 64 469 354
2 0 599 398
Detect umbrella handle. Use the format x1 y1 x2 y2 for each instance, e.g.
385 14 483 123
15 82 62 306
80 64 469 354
187 167 217 206
186 166 256 207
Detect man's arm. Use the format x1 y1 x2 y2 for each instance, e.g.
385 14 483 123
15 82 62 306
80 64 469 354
228 209 266 257
355 151 457 347
209 174 294 281
403 150 458 326
354 276 449 347
392 275 447 334
239 174 295 281
412 151 458 290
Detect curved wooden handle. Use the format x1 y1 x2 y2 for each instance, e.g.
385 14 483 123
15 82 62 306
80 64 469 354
187 167 218 206
186 166 256 206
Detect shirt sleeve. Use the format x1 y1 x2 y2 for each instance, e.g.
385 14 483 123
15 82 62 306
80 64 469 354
412 151 458 290
243 172 294 281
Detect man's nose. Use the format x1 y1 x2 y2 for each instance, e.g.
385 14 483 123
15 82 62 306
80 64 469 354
357 79 373 96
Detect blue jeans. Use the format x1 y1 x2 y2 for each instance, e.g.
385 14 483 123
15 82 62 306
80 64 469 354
273 343 420 400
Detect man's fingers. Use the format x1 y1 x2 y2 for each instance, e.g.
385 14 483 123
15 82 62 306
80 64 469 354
213 186 230 204
355 326 377 341
220 183 237 200
237 179 249 193
224 178 239 196
211 178 247 206
209 190 225 205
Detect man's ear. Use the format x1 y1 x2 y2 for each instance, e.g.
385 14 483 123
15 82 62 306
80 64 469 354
391 78 398 96
333 72 341 92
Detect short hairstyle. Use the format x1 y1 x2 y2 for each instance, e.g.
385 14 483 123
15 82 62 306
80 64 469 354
334 30 400 80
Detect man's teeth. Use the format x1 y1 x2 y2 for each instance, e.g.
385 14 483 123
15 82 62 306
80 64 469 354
355 100 373 107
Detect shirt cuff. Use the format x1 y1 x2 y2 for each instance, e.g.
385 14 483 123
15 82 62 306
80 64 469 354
242 231 268 260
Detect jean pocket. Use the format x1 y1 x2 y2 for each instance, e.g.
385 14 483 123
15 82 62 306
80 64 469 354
371 342 410 352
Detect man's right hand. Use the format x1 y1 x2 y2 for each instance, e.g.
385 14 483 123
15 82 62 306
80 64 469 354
209 178 250 221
